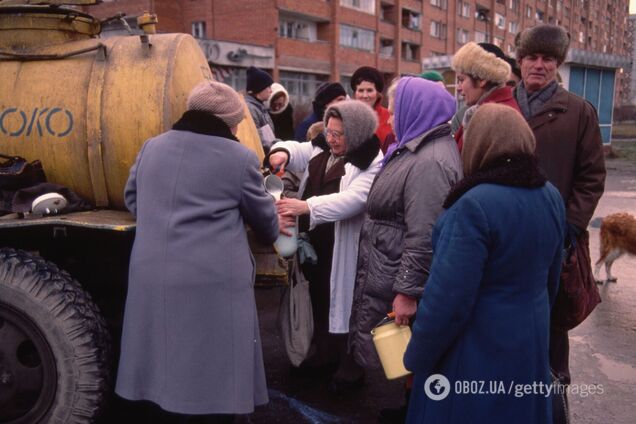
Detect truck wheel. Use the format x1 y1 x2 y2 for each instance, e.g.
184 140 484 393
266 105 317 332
0 248 111 424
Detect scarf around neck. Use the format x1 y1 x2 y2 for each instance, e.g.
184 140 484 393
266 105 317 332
172 110 239 142
515 81 558 120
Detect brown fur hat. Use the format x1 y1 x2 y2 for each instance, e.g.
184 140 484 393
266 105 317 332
515 24 570 65
452 42 511 85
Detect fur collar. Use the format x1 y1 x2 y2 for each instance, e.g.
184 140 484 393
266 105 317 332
345 134 380 170
444 153 547 209
172 110 239 142
310 132 379 171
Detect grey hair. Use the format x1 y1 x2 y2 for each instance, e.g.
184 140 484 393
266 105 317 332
386 77 400 111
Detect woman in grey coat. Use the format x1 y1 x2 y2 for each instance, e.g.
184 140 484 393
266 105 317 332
115 81 278 422
349 77 462 419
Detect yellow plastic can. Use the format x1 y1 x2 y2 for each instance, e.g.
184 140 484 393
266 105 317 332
371 320 413 380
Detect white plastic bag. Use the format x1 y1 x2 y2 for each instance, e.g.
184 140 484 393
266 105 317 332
277 255 313 366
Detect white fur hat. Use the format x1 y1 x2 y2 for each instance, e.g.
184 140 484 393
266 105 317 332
265 83 289 115
452 42 511 85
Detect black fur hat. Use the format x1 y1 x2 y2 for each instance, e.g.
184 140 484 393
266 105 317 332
350 66 385 93
515 24 570 65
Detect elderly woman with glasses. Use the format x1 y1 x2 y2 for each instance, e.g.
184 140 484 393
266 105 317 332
267 100 383 391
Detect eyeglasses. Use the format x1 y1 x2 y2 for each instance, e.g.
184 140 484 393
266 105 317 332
324 128 344 140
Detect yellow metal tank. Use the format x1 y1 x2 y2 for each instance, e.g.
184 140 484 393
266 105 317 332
0 3 263 209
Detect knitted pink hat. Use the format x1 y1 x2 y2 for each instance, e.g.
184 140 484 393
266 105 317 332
186 81 244 128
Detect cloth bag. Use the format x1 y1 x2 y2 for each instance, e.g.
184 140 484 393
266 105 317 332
277 254 313 366
552 231 601 330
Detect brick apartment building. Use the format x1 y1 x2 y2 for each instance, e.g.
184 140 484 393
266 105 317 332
85 0 632 141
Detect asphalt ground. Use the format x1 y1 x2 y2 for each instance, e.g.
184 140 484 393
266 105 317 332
567 155 636 424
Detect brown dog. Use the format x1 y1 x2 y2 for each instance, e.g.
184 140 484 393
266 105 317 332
594 212 636 283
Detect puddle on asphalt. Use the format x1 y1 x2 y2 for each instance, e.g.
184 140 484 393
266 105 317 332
592 353 636 383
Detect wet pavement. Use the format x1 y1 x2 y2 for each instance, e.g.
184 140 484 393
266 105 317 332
241 285 405 423
568 157 636 424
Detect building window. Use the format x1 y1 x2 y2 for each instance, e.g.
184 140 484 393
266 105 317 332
536 9 544 22
279 71 326 105
526 6 532 18
508 21 518 33
458 1 470 18
340 0 375 14
380 38 394 56
475 6 490 22
509 0 520 13
215 67 246 92
402 9 421 30
578 31 584 43
431 0 448 9
457 29 469 44
380 3 395 23
340 24 375 52
493 37 504 47
495 13 505 29
401 42 420 61
279 18 317 41
430 21 447 39
496 0 505 4
507 44 515 55
475 31 487 43
192 21 206 39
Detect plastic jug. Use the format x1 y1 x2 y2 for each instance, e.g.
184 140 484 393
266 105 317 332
264 174 298 258
371 314 412 380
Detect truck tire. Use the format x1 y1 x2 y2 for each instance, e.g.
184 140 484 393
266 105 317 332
0 248 111 424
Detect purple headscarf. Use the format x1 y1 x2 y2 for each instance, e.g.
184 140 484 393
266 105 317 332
382 77 456 166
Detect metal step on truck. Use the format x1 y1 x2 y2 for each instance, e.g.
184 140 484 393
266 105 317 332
0 1 287 422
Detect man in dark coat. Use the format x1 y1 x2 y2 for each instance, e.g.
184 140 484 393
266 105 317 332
116 81 278 420
513 22 606 411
